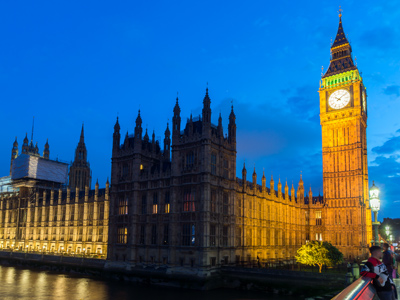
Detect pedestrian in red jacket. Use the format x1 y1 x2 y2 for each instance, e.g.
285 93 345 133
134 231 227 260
361 245 396 300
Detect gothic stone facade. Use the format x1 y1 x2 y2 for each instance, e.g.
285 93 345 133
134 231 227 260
0 181 109 256
0 128 108 256
108 89 329 272
318 13 372 258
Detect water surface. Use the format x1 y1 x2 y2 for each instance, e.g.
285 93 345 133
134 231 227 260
0 265 297 300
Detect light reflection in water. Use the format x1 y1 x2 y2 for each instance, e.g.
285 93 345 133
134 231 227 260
0 265 295 300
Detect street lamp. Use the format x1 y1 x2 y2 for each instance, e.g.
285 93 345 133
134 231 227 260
369 181 381 246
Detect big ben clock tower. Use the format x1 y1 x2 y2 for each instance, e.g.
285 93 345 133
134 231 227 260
319 10 372 259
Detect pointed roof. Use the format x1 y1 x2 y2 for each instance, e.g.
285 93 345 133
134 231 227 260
322 13 357 78
174 94 180 115
144 128 149 140
80 123 85 143
136 110 142 127
203 87 211 106
114 116 120 132
229 104 236 121
331 16 348 48
165 123 170 136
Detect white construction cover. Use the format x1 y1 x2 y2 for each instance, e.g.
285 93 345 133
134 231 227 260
11 154 68 184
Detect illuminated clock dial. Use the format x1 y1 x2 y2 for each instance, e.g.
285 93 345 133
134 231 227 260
362 91 366 111
328 89 351 109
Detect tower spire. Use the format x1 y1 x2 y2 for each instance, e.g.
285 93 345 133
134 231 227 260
31 116 35 142
322 10 357 78
80 123 85 143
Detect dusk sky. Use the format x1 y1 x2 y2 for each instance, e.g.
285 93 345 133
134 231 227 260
1 1 399 219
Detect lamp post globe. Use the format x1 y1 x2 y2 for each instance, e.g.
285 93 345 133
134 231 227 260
369 181 381 246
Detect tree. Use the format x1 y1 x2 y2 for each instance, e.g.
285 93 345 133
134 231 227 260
295 241 343 273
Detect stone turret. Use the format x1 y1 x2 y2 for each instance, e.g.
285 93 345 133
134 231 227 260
228 105 236 144
163 123 171 161
252 167 257 191
172 96 181 144
113 117 121 154
270 174 275 196
242 163 247 189
43 139 50 159
261 170 266 193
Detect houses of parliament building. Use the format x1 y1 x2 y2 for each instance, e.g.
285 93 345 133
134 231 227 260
0 126 109 256
0 12 372 272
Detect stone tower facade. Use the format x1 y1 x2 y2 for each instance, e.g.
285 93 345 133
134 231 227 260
108 89 328 272
69 125 92 191
319 12 372 258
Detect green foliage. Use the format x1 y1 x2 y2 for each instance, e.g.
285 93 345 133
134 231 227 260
295 241 343 273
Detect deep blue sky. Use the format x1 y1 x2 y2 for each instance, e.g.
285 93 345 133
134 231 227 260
1 1 399 220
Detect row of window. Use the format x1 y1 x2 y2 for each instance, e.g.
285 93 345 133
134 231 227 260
0 204 105 224
119 190 234 216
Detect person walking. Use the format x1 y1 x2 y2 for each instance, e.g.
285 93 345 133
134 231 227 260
383 243 395 279
361 245 396 300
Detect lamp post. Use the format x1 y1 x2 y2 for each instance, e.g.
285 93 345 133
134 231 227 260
369 181 381 246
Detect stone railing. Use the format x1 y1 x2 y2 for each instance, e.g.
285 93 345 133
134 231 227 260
332 277 377 300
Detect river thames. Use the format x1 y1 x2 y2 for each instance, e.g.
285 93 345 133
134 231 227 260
0 265 298 300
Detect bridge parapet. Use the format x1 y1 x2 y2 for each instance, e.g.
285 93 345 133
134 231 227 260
332 277 377 300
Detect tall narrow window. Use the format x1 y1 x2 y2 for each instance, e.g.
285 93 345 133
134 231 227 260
118 198 128 215
186 152 194 169
315 210 322 225
163 225 169 245
140 225 145 244
223 226 228 246
151 225 157 245
99 203 104 220
211 153 217 175
210 225 216 246
191 224 195 245
164 191 170 213
152 193 158 214
183 189 195 212
141 195 147 214
223 159 229 178
182 224 190 246
236 227 241 247
210 190 216 213
122 164 129 178
223 193 229 215
117 226 127 244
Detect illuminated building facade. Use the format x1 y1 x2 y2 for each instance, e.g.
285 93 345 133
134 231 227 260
108 13 372 271
0 181 109 256
318 11 372 258
0 131 109 257
108 90 326 271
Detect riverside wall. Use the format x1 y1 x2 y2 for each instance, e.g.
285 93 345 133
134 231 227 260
0 251 346 295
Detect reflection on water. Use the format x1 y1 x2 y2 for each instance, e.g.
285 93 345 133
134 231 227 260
0 265 295 300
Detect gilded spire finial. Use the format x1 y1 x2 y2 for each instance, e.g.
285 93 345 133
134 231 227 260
338 6 343 18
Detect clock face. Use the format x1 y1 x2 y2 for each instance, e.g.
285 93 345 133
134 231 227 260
362 91 366 111
328 89 351 109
